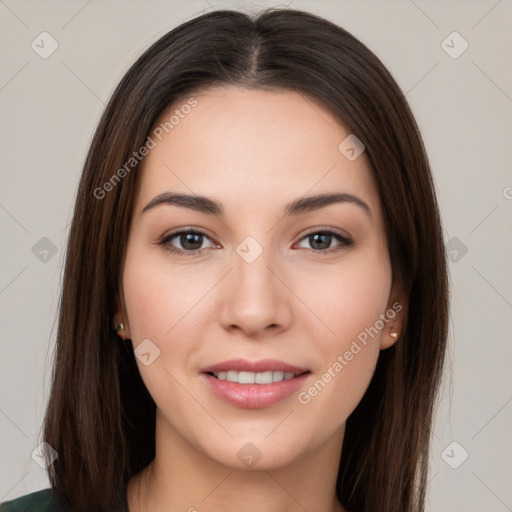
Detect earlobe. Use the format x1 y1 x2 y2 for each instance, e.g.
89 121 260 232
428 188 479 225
114 294 131 340
381 327 400 350
380 282 407 350
114 321 130 340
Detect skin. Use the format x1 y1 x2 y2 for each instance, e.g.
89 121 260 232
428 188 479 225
117 86 405 512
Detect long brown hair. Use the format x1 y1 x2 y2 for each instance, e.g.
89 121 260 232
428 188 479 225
42 8 449 511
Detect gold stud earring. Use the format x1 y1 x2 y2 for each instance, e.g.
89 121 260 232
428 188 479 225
115 322 127 340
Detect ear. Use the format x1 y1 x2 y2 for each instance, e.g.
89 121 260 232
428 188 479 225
113 292 131 340
380 280 407 350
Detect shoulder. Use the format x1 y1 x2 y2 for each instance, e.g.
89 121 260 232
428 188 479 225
0 489 65 512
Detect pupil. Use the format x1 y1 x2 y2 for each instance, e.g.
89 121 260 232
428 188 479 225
181 233 202 250
311 233 330 250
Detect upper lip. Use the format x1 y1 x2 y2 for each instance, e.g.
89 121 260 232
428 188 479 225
200 358 309 375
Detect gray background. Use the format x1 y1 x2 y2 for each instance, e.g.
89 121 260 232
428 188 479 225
1 0 511 510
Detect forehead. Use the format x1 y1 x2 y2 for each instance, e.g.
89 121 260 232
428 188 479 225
135 86 381 218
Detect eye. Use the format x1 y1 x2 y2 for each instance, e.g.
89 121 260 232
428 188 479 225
158 229 217 256
295 230 353 254
157 228 353 257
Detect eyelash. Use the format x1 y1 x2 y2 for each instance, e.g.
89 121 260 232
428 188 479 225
157 228 353 257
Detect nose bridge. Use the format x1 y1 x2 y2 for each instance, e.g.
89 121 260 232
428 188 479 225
218 234 291 335
232 237 277 308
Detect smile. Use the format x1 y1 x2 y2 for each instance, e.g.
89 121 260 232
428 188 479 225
200 359 311 409
209 370 299 384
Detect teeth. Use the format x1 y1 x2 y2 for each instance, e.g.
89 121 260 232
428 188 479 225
226 370 238 382
255 371 273 384
273 371 284 382
239 371 254 384
212 370 298 384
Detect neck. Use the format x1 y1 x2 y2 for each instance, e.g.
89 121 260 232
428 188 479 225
127 410 346 512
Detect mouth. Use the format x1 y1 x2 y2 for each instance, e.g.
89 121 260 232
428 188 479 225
205 370 308 384
199 359 311 409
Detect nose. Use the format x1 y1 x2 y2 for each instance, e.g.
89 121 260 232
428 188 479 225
217 245 293 338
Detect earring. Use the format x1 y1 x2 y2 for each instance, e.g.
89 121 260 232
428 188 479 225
115 322 127 340
390 331 399 339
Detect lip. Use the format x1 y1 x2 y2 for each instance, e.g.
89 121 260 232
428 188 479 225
199 359 311 409
199 358 308 374
201 373 310 409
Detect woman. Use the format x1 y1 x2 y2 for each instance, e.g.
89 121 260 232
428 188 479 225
0 7 449 512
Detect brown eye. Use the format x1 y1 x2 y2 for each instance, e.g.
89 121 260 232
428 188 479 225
177 232 204 251
296 230 353 254
158 229 216 255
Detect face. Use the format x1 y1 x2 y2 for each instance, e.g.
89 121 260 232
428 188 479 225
118 86 404 471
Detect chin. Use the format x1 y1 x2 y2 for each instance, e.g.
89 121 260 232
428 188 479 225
198 432 315 472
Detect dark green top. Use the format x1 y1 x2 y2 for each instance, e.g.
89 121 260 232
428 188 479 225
0 489 65 511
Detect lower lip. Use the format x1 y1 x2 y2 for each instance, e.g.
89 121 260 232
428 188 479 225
201 373 310 409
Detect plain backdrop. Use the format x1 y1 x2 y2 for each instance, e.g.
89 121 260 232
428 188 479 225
1 1 511 510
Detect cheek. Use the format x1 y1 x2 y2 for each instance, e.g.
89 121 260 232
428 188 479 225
292 251 391 414
121 249 206 411
122 250 205 341
121 246 217 393
299 249 392 347
296 344 379 442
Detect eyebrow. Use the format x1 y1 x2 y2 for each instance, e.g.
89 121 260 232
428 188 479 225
142 191 372 219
